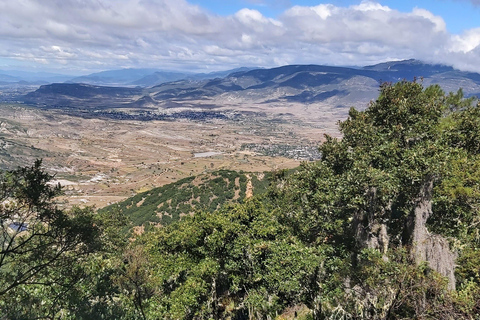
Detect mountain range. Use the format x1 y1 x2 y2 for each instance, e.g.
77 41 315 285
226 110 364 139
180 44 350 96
0 70 73 85
0 67 257 87
19 60 480 111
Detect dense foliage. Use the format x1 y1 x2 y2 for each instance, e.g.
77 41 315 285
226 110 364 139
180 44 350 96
0 161 100 317
1 81 480 319
272 81 480 318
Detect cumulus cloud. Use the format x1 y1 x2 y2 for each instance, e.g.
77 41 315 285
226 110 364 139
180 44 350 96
0 0 479 73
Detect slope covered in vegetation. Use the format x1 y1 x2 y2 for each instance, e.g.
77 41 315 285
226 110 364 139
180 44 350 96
100 170 272 227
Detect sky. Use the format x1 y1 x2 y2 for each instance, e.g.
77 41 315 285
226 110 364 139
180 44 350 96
0 0 479 75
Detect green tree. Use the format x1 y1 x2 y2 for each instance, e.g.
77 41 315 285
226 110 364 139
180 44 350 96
276 81 480 318
0 160 101 318
136 198 324 319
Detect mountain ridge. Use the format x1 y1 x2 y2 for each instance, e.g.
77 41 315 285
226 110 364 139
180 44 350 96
19 60 480 110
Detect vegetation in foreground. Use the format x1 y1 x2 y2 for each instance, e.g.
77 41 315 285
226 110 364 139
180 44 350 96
1 81 480 319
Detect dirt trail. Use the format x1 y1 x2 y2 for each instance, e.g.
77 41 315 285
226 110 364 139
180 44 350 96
245 174 253 199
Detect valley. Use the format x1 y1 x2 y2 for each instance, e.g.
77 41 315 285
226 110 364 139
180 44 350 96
0 102 331 208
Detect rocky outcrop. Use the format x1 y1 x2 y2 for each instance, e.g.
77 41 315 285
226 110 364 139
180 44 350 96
354 181 457 290
405 179 457 290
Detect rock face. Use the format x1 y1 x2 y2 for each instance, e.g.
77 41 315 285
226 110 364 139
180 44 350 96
405 179 457 290
354 181 457 290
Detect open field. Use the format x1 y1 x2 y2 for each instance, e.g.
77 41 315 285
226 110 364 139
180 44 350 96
0 102 341 208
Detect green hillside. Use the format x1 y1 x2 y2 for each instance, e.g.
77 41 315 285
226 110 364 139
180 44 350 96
100 169 273 226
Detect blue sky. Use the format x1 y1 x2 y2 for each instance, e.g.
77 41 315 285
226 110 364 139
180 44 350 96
0 0 479 74
190 0 479 33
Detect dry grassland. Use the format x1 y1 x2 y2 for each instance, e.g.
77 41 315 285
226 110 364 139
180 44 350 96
0 102 343 208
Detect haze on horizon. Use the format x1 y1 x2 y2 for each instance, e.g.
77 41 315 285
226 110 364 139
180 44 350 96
1 0 480 75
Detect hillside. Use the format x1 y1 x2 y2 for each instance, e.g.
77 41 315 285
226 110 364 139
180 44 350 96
67 68 166 86
22 83 143 108
100 170 273 227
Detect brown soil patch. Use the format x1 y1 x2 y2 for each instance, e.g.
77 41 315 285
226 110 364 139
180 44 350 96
132 225 145 236
136 197 146 207
233 177 240 200
245 174 253 199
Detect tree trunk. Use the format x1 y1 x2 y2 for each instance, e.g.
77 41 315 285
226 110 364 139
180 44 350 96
353 187 390 254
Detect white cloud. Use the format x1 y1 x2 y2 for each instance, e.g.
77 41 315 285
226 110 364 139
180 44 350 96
286 4 336 20
235 8 267 24
450 28 480 53
351 1 391 12
281 1 446 52
411 8 447 33
312 5 334 20
0 0 479 73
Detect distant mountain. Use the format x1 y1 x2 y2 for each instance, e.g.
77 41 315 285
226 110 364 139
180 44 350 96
130 67 258 87
149 60 480 103
0 67 261 88
363 59 455 77
20 60 480 110
0 70 73 83
67 68 163 86
187 67 259 80
146 62 433 104
149 64 377 102
23 83 142 107
129 71 191 87
0 73 21 82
